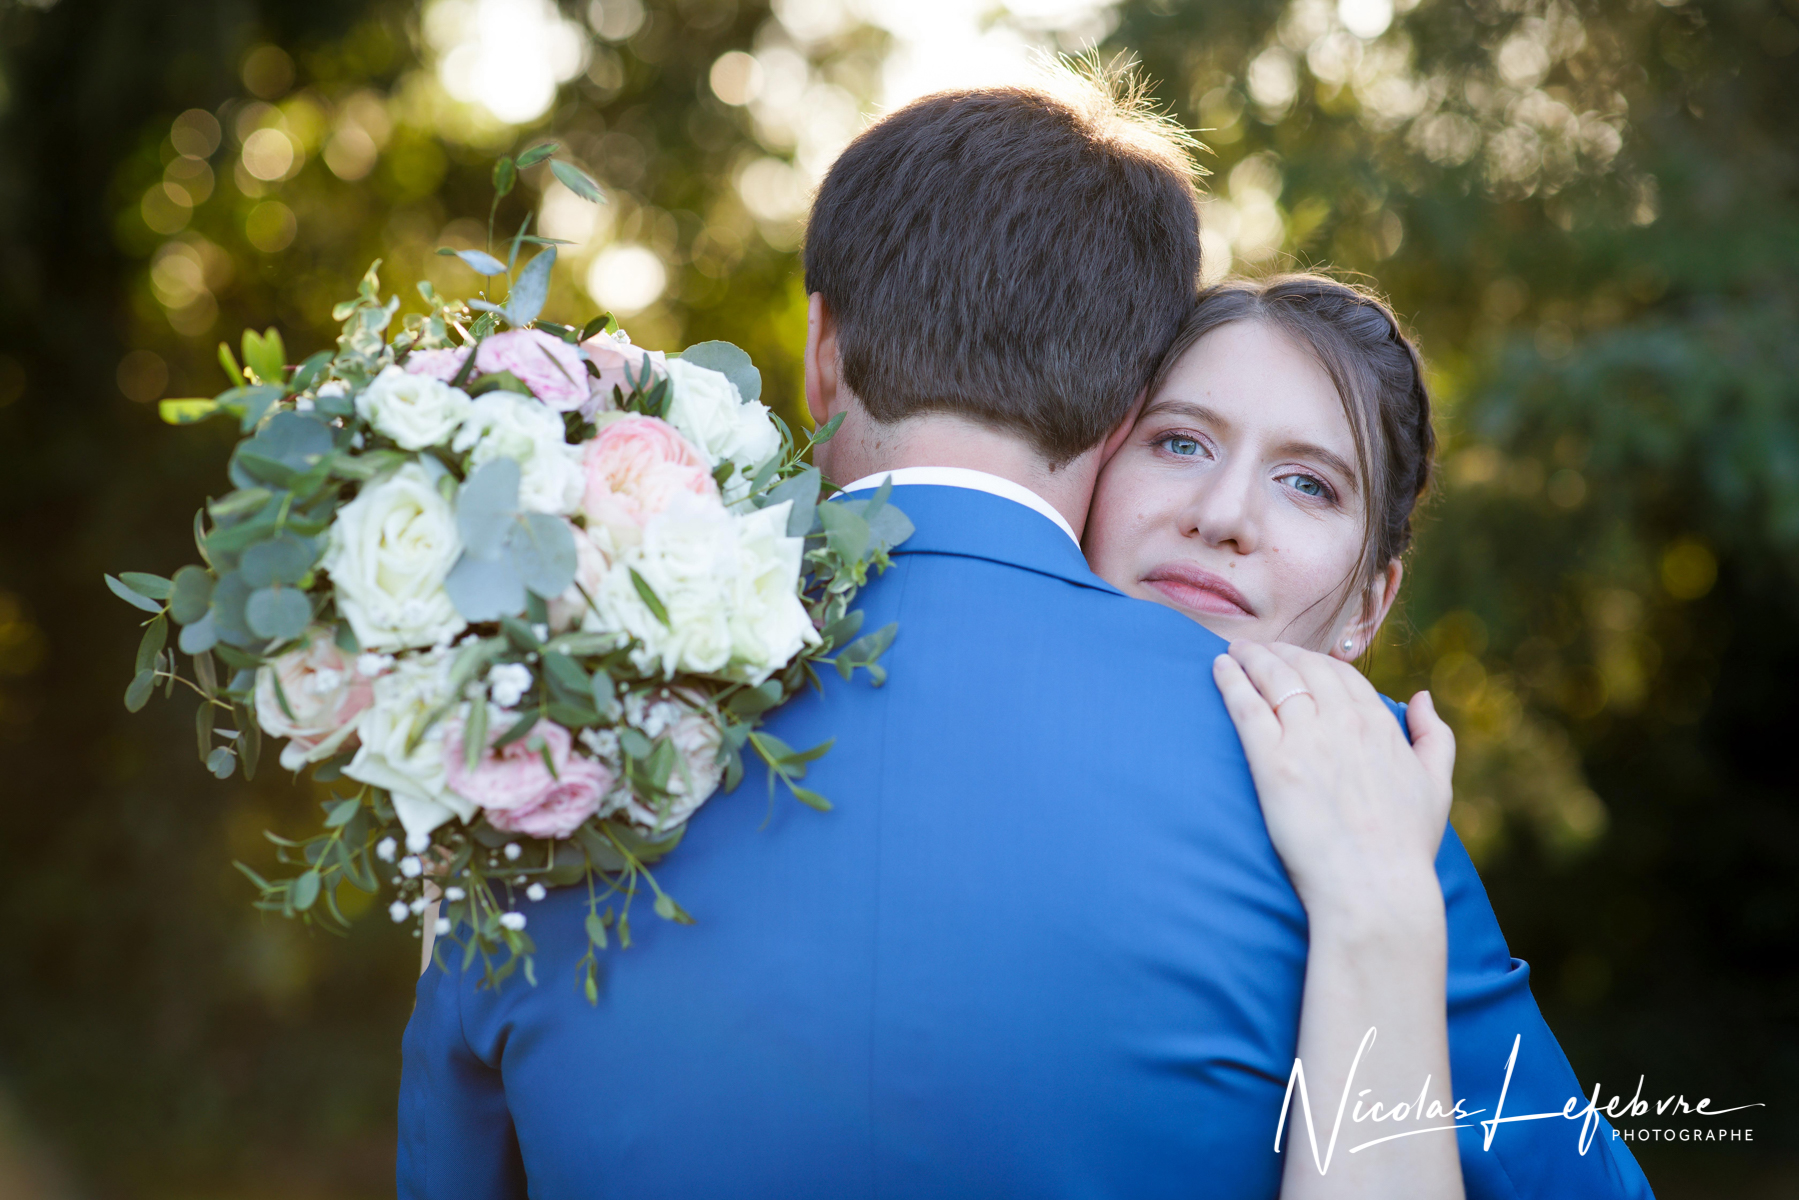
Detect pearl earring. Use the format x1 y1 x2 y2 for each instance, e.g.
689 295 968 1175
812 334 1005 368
1341 638 1354 652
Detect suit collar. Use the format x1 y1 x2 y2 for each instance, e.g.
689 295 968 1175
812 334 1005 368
840 483 1125 596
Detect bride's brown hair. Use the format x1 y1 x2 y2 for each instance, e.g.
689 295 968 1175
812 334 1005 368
1148 273 1437 621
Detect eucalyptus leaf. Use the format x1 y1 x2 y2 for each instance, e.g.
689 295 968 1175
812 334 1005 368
249 411 335 468
240 534 319 587
549 158 604 203
628 567 669 627
246 586 312 641
290 350 332 394
676 340 761 405
119 571 172 599
456 249 509 276
209 572 259 647
124 668 156 713
443 553 527 622
466 370 533 398
178 611 219 654
207 746 237 779
789 786 832 812
867 505 915 555
508 512 577 598
457 458 522 559
237 703 261 780
169 565 215 624
817 502 871 561
540 650 590 698
105 574 163 614
506 247 556 329
192 648 218 694
196 701 215 761
136 616 168 674
231 450 299 488
763 467 821 536
292 869 322 911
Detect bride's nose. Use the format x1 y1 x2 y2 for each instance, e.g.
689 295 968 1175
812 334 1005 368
1178 467 1260 554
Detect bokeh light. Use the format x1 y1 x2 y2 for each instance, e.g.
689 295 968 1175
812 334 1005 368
585 244 668 315
426 0 590 125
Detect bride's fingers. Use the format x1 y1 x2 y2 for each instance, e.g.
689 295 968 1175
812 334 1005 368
1213 654 1283 754
1265 641 1358 710
1226 641 1316 720
1405 690 1457 804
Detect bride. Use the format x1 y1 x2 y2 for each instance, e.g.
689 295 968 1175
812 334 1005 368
1084 273 1462 1198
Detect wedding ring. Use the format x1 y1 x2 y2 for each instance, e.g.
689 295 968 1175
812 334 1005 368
1271 687 1312 711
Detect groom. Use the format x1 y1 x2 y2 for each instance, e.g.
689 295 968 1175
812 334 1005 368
399 83 1653 1198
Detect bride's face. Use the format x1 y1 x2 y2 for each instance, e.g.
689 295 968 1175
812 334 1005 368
1085 319 1389 654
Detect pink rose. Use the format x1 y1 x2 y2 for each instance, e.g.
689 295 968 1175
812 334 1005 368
443 715 613 838
580 415 721 548
487 766 612 838
475 329 590 411
578 331 665 418
403 347 471 381
255 629 374 771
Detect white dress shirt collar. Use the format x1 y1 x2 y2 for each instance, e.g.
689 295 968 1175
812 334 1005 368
836 466 1081 548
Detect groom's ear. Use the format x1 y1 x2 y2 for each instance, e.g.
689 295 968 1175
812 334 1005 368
804 292 841 428
1096 389 1148 464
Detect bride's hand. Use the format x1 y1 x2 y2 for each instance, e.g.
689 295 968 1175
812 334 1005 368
1212 641 1455 925
1217 642 1467 1199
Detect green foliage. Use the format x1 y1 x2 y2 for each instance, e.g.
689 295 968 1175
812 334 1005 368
1113 0 1799 1168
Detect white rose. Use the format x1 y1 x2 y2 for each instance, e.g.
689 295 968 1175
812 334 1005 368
343 651 476 840
323 462 467 651
726 500 820 678
595 494 737 678
595 495 817 682
662 358 782 504
451 390 585 515
355 365 473 450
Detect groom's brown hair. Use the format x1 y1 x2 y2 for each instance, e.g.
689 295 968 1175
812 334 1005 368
804 71 1201 465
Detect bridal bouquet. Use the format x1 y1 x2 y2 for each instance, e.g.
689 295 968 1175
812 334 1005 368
107 145 909 997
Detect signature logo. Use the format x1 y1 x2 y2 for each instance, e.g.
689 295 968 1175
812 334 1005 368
1274 1028 1764 1175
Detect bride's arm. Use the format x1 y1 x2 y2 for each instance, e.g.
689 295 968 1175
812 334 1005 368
1215 641 1463 1200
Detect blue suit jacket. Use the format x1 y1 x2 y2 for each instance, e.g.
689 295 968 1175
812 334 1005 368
399 485 1655 1199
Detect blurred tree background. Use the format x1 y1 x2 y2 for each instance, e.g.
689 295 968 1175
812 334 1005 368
0 0 1790 1194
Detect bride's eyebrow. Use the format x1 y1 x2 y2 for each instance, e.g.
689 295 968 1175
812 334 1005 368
1278 440 1360 492
1140 398 1227 426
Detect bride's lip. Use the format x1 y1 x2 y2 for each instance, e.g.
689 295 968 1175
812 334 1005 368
1140 564 1257 618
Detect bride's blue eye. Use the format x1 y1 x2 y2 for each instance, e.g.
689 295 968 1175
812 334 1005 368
1279 472 1329 499
1158 435 1203 457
